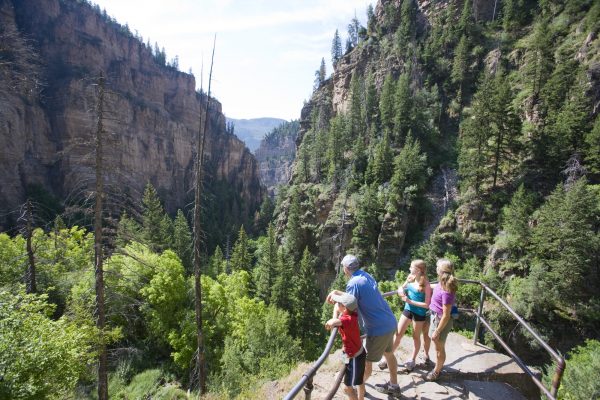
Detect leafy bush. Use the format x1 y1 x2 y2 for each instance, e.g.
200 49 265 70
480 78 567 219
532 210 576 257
550 340 600 400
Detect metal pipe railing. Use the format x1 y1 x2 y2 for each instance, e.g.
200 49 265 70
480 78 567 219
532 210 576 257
283 327 340 400
285 279 566 400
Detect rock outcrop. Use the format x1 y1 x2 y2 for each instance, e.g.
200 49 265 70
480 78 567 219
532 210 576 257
0 0 264 237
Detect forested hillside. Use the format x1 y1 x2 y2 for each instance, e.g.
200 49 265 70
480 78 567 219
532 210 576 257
274 0 600 393
1 0 600 399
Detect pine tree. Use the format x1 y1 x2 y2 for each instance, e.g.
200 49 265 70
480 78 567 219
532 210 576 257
208 245 225 277
524 19 554 105
254 224 278 304
379 74 396 133
349 131 368 192
393 73 413 142
458 0 473 38
284 188 303 260
351 184 381 262
584 115 600 175
526 179 600 318
331 29 342 66
314 58 326 89
489 74 522 188
349 72 365 140
365 73 379 129
230 225 251 272
390 134 428 207
173 209 192 272
290 248 324 359
327 115 345 184
451 34 469 103
396 0 417 54
142 182 170 251
271 248 295 312
367 130 393 185
498 184 536 274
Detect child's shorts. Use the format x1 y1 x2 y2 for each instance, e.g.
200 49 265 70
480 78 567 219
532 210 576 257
344 349 366 387
429 312 453 342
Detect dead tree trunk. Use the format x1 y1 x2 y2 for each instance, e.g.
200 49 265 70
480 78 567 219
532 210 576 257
94 72 108 400
192 36 215 394
24 199 36 294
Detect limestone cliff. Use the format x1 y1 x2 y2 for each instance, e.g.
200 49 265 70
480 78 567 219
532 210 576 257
0 0 264 244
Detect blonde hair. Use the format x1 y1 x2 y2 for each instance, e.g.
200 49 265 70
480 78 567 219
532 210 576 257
436 258 458 294
408 259 428 292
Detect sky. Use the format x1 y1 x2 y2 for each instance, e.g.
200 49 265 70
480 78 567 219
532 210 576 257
91 0 373 121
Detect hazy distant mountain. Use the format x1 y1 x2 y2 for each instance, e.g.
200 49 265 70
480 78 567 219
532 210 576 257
227 117 286 152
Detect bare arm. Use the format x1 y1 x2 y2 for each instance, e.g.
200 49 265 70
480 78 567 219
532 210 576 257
325 317 342 330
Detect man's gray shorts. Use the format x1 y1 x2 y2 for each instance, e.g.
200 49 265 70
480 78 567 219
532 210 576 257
365 330 395 362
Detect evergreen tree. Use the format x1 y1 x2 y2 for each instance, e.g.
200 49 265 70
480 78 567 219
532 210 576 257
390 134 428 206
284 188 303 260
367 130 393 186
314 58 326 89
489 74 522 188
349 72 365 140
393 73 413 142
208 245 225 277
255 196 275 234
522 179 600 320
271 248 295 312
142 182 170 252
290 248 324 359
347 15 361 49
254 224 278 304
230 225 251 272
367 4 376 36
502 0 527 33
458 0 473 38
396 0 417 54
451 34 469 103
496 184 536 275
331 29 342 66
349 131 368 192
584 115 600 175
379 74 396 133
364 73 379 130
351 184 381 262
173 209 192 273
116 211 141 247
327 115 345 184
524 19 554 104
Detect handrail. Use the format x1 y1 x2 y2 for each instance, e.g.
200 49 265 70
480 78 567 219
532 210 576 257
284 278 566 400
283 327 340 400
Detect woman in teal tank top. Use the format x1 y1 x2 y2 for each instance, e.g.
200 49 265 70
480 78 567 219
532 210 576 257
378 260 433 371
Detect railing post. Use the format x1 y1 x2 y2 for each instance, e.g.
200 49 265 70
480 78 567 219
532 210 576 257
304 375 314 400
473 284 486 345
551 358 566 399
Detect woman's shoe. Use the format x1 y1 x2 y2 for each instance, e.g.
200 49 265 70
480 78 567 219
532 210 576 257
425 369 441 381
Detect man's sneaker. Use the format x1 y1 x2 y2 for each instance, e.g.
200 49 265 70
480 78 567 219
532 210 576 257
374 381 401 396
423 357 434 368
403 359 415 371
378 359 388 370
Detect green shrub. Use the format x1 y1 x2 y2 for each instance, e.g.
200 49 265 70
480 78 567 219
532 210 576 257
551 340 600 400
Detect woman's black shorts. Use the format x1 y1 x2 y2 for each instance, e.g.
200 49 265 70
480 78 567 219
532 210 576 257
402 308 427 322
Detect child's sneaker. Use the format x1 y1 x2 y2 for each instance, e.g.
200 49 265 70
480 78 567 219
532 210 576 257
374 381 401 396
403 359 415 371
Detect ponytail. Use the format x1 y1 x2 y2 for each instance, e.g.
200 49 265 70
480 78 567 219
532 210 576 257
411 259 427 292
436 258 458 294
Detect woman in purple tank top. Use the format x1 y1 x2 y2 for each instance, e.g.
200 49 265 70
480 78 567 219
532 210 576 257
426 258 458 381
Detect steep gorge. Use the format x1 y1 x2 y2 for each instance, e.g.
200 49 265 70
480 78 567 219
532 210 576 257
0 0 264 246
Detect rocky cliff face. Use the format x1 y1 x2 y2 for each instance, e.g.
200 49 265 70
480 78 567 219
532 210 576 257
254 120 299 197
0 0 264 239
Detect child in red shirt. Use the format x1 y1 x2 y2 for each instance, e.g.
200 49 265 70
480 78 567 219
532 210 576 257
325 292 366 400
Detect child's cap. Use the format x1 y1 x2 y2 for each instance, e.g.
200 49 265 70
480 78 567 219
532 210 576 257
331 292 357 312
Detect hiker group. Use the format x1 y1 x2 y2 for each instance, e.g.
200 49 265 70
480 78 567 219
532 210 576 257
325 255 458 399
